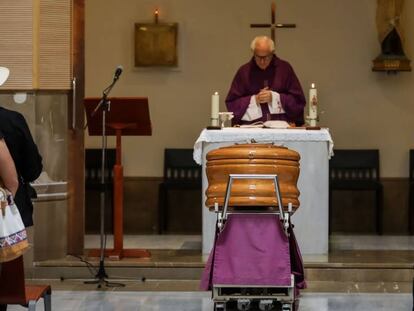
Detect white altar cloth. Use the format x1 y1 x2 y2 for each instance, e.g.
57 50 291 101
193 128 334 255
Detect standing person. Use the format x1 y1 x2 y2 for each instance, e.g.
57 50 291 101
0 133 19 311
0 107 43 228
226 36 306 125
0 67 43 228
0 67 38 311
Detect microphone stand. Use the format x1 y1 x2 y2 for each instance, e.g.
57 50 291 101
84 74 125 288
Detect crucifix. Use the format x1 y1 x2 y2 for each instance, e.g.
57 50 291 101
250 1 296 42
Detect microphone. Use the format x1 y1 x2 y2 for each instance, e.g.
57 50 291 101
113 65 123 80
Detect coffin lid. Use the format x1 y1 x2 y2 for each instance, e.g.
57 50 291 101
207 143 300 161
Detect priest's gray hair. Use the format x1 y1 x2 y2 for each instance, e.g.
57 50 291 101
250 36 275 52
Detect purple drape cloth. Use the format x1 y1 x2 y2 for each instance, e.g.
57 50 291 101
200 214 306 292
225 56 306 126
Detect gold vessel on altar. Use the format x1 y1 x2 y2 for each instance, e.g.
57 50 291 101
205 143 301 212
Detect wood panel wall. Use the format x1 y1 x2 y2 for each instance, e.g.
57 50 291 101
39 0 72 89
0 0 72 90
0 0 33 89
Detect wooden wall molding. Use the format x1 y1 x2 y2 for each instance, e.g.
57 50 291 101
67 0 85 255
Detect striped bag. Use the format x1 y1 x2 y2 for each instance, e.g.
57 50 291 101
0 188 29 262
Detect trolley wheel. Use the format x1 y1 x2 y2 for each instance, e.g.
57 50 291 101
259 299 273 311
281 303 293 311
214 302 227 311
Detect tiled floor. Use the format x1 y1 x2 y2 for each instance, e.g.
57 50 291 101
6 291 412 310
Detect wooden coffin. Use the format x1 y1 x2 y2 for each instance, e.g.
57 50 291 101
206 143 300 212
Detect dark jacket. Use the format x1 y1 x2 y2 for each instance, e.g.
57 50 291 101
0 107 43 227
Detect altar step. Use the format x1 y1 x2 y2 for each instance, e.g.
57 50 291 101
30 250 414 293
304 265 413 293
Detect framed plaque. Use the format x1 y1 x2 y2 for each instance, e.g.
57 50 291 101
134 23 178 67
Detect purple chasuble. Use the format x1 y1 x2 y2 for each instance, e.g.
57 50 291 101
200 214 306 294
225 55 306 126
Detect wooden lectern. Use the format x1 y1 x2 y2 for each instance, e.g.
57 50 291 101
84 97 151 260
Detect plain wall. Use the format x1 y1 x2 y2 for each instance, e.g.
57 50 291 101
85 0 414 177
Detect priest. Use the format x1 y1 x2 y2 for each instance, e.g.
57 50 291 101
226 36 306 126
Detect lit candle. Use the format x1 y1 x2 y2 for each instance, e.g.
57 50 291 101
211 91 219 127
309 83 318 121
154 9 159 24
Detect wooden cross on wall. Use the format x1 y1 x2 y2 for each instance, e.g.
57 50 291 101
250 1 296 42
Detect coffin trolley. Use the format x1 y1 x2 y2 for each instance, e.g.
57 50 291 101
212 174 295 311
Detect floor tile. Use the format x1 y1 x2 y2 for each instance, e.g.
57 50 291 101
5 291 412 311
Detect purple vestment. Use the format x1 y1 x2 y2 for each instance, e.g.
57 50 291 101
200 214 306 294
225 55 306 126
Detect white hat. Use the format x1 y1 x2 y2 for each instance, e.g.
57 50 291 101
0 67 10 86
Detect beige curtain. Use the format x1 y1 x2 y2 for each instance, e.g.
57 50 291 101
376 0 405 44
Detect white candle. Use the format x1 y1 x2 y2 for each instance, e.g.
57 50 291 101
309 83 318 120
211 91 219 126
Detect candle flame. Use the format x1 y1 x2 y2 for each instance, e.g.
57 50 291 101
311 83 316 88
154 8 159 23
214 91 218 95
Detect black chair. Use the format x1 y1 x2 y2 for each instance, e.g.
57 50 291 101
158 148 202 233
85 148 116 233
409 150 414 235
329 149 383 235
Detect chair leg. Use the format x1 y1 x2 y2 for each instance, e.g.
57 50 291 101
28 300 36 311
376 187 383 235
158 184 167 234
328 188 333 235
409 184 414 235
44 293 52 311
164 187 169 234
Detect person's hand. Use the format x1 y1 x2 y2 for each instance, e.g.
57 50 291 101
255 87 272 104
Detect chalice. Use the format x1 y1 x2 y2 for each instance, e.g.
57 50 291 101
218 112 234 128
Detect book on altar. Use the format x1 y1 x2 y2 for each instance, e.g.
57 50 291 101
238 120 290 129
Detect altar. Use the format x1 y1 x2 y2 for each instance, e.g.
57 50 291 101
193 127 334 255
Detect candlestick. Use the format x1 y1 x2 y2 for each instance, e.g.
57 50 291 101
211 92 219 127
